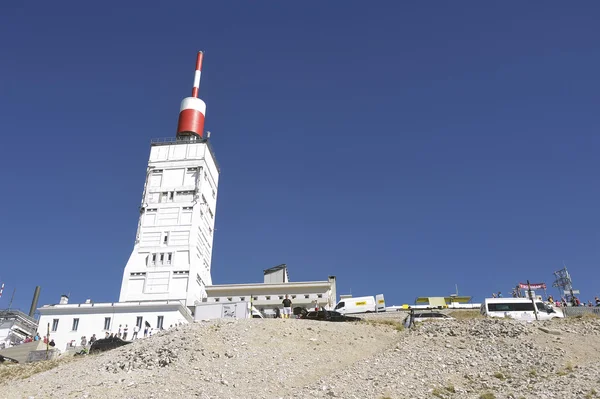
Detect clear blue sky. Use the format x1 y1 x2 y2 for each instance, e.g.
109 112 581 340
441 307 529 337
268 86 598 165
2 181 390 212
1 2 599 312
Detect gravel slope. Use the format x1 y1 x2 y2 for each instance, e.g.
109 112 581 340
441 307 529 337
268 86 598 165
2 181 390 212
1 317 599 399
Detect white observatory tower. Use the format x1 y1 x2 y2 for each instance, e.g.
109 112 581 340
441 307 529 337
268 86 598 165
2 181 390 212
119 52 219 310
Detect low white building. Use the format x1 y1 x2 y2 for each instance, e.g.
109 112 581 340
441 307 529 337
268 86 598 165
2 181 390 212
37 297 192 351
204 265 337 317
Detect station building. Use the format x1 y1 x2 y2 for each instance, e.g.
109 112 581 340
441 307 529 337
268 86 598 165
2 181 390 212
32 53 338 352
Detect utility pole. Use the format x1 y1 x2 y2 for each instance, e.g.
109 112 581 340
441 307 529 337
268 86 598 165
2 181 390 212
7 288 16 310
46 322 50 360
528 280 539 321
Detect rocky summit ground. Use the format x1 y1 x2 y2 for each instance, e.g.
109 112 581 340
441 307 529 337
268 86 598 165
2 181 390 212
1 316 599 399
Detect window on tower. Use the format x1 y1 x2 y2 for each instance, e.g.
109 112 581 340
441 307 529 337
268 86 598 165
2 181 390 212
162 232 169 245
150 170 163 187
166 253 172 265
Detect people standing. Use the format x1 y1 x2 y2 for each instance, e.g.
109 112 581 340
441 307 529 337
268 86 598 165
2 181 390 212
123 325 129 340
90 334 97 344
132 325 139 340
117 325 122 338
143 326 148 338
282 295 292 319
497 291 503 298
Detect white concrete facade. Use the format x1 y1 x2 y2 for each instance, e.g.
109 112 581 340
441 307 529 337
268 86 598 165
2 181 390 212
119 139 219 309
38 301 193 352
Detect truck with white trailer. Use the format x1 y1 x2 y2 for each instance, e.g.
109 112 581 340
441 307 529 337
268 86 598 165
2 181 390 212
333 294 386 314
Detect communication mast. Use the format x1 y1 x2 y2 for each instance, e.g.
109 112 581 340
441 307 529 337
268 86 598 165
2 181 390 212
176 51 206 139
552 266 579 303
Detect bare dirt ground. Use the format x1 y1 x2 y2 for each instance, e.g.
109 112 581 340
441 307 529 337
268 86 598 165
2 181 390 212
1 316 599 399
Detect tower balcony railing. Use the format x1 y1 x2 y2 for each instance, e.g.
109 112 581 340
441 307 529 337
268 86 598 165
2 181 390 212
149 136 219 171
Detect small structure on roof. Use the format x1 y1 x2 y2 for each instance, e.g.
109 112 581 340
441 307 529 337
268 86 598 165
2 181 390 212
263 264 289 284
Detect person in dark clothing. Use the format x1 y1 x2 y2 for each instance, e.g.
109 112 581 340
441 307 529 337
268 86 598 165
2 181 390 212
49 339 56 347
282 295 292 319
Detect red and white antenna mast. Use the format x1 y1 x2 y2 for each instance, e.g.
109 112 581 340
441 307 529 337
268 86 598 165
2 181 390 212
177 51 206 138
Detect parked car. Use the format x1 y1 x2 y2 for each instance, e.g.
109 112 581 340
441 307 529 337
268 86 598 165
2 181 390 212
89 337 132 354
301 310 361 322
403 312 455 327
480 298 564 321
0 354 19 364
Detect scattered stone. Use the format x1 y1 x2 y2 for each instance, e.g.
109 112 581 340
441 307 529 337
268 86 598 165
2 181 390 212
538 327 561 335
1 318 599 399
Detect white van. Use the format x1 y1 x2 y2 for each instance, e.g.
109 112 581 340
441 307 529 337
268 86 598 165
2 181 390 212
480 298 564 321
334 296 376 314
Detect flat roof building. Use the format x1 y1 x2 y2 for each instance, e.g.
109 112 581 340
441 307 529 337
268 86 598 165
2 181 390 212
205 265 337 316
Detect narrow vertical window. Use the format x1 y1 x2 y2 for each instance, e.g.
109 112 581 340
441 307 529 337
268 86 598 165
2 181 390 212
136 317 143 329
157 316 164 329
104 317 111 330
52 319 59 332
72 318 79 331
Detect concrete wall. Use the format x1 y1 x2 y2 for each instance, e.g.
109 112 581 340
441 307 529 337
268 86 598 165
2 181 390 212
205 281 337 312
0 341 48 363
119 141 220 308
